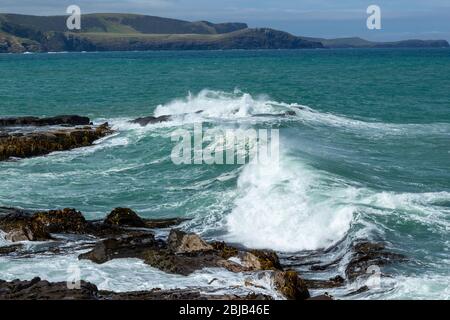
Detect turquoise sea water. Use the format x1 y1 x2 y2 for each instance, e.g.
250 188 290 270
0 49 449 299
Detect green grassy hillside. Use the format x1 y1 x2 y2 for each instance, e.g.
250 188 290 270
0 13 447 53
0 13 248 35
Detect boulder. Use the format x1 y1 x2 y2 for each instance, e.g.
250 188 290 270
0 208 88 241
167 229 213 254
143 217 189 229
5 227 37 242
273 270 310 300
32 208 88 234
0 209 52 241
240 250 282 271
130 115 171 126
104 208 146 228
79 232 157 264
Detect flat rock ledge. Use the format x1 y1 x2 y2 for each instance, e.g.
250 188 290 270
0 115 91 127
0 116 113 161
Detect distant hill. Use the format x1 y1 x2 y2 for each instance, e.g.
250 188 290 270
0 13 448 53
300 36 450 49
0 13 248 35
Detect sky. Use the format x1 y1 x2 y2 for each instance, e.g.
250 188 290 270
1 0 449 41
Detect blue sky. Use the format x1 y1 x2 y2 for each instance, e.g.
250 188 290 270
1 0 449 41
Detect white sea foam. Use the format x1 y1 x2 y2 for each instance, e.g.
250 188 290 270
1 90 447 299
105 89 448 253
154 89 280 120
0 254 279 297
109 90 450 140
368 274 450 300
359 191 450 231
225 150 355 252
0 231 10 246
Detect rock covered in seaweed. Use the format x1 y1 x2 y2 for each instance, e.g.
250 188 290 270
0 208 52 241
272 270 310 300
130 115 172 126
103 208 147 228
0 122 113 161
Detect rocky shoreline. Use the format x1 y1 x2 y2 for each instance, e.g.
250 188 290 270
0 115 406 300
0 206 405 300
0 207 312 300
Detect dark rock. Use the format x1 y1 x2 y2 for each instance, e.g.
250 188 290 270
304 275 345 289
32 208 88 234
345 242 406 281
104 290 272 300
253 112 296 118
0 208 91 242
0 277 99 300
0 277 272 300
273 270 310 300
307 294 334 300
79 232 157 264
211 241 239 259
83 220 125 238
104 208 147 228
0 243 23 255
310 256 342 271
0 207 187 242
0 115 91 127
141 248 232 276
0 123 113 161
143 217 189 229
0 209 52 241
345 285 369 296
79 231 236 276
130 115 171 126
78 230 282 276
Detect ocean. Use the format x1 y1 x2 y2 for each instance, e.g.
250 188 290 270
0 48 449 299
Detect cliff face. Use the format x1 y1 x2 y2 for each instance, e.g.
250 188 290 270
0 13 448 53
61 28 323 51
